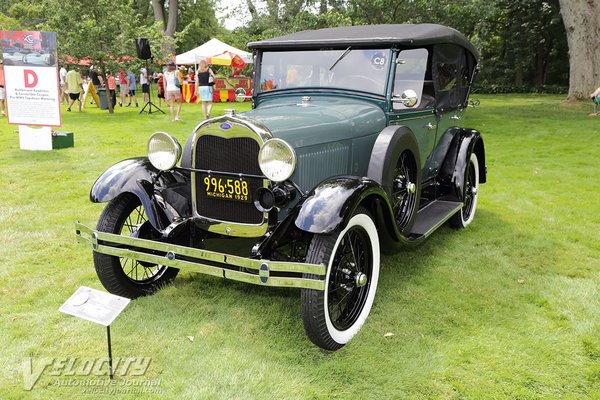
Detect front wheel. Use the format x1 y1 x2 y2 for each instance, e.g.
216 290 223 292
450 152 480 229
93 193 179 299
301 208 380 350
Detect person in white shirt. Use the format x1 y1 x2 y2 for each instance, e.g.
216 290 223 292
140 67 149 103
164 61 183 121
59 66 67 104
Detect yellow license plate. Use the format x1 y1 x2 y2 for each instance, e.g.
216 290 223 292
202 175 251 203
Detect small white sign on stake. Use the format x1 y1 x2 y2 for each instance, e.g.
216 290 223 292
59 286 131 380
59 286 130 326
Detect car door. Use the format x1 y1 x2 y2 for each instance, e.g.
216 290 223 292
388 48 438 176
426 45 475 179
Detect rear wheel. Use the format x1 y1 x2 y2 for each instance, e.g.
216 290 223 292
301 208 380 350
450 152 479 229
391 150 419 234
93 193 178 299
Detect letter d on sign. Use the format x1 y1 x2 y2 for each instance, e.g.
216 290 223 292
24 70 38 88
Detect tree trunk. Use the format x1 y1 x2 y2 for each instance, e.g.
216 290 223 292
165 0 178 37
319 0 327 14
558 0 600 100
153 0 176 56
535 44 548 86
515 65 523 86
152 0 166 27
266 0 280 21
246 0 258 19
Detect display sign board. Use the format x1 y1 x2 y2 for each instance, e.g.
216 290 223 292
59 286 131 327
0 30 61 126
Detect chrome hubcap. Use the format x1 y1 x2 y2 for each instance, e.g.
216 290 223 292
355 272 368 287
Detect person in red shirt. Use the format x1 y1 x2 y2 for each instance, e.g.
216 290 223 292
0 62 5 116
106 71 117 108
118 70 128 106
156 73 165 107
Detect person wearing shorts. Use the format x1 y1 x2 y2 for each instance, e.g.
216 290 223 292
107 71 117 108
127 70 138 107
164 61 182 121
118 70 128 106
65 68 84 112
195 60 215 119
140 67 149 103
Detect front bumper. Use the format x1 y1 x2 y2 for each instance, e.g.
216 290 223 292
75 222 326 291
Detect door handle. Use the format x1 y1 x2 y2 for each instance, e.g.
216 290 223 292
424 122 435 130
450 115 461 120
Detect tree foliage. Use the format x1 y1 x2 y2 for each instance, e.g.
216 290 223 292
234 0 570 89
0 0 589 95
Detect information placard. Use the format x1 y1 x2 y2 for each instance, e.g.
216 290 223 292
59 286 131 327
0 30 61 126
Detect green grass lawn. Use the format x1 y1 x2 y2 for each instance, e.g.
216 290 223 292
1 94 599 399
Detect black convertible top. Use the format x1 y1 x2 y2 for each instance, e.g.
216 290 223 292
248 23 478 60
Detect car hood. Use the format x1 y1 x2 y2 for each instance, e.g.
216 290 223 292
240 95 386 148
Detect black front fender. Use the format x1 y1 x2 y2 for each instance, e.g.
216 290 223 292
90 157 171 231
294 176 390 235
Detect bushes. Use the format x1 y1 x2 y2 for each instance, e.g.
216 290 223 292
472 84 568 94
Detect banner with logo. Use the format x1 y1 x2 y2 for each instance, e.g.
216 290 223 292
0 31 61 126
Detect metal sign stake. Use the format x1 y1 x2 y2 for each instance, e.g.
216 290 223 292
59 286 130 381
107 325 114 380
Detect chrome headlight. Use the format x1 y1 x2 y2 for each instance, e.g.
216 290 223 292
148 132 182 171
258 138 296 182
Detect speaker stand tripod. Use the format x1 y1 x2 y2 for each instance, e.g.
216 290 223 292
140 60 164 115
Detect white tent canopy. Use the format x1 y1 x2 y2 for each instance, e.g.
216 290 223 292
175 38 253 65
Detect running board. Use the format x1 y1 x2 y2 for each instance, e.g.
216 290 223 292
410 200 462 237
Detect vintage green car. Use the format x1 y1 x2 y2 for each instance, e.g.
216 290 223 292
75 24 485 350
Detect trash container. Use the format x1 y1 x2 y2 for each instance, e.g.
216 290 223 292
97 88 108 110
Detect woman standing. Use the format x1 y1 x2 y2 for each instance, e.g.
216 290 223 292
164 61 183 121
118 69 128 107
195 60 215 119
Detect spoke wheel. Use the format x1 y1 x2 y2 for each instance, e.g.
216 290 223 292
301 207 380 351
392 151 418 233
327 226 373 330
450 152 480 229
93 193 178 299
118 205 165 283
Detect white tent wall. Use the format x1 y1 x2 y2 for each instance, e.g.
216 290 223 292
175 38 253 65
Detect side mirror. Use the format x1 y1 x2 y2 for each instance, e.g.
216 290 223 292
392 89 418 108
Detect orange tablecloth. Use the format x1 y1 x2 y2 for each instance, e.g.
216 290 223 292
182 83 197 103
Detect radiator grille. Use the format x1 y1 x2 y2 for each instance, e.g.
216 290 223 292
296 145 350 191
194 135 263 224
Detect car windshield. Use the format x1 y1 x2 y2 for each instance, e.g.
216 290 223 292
258 49 391 95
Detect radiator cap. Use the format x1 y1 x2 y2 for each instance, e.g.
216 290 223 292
224 108 236 116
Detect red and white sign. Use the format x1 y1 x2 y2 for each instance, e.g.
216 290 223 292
0 31 61 127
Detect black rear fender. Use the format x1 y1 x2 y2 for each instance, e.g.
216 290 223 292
439 128 486 201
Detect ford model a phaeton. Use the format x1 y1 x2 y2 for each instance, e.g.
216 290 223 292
75 24 485 350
